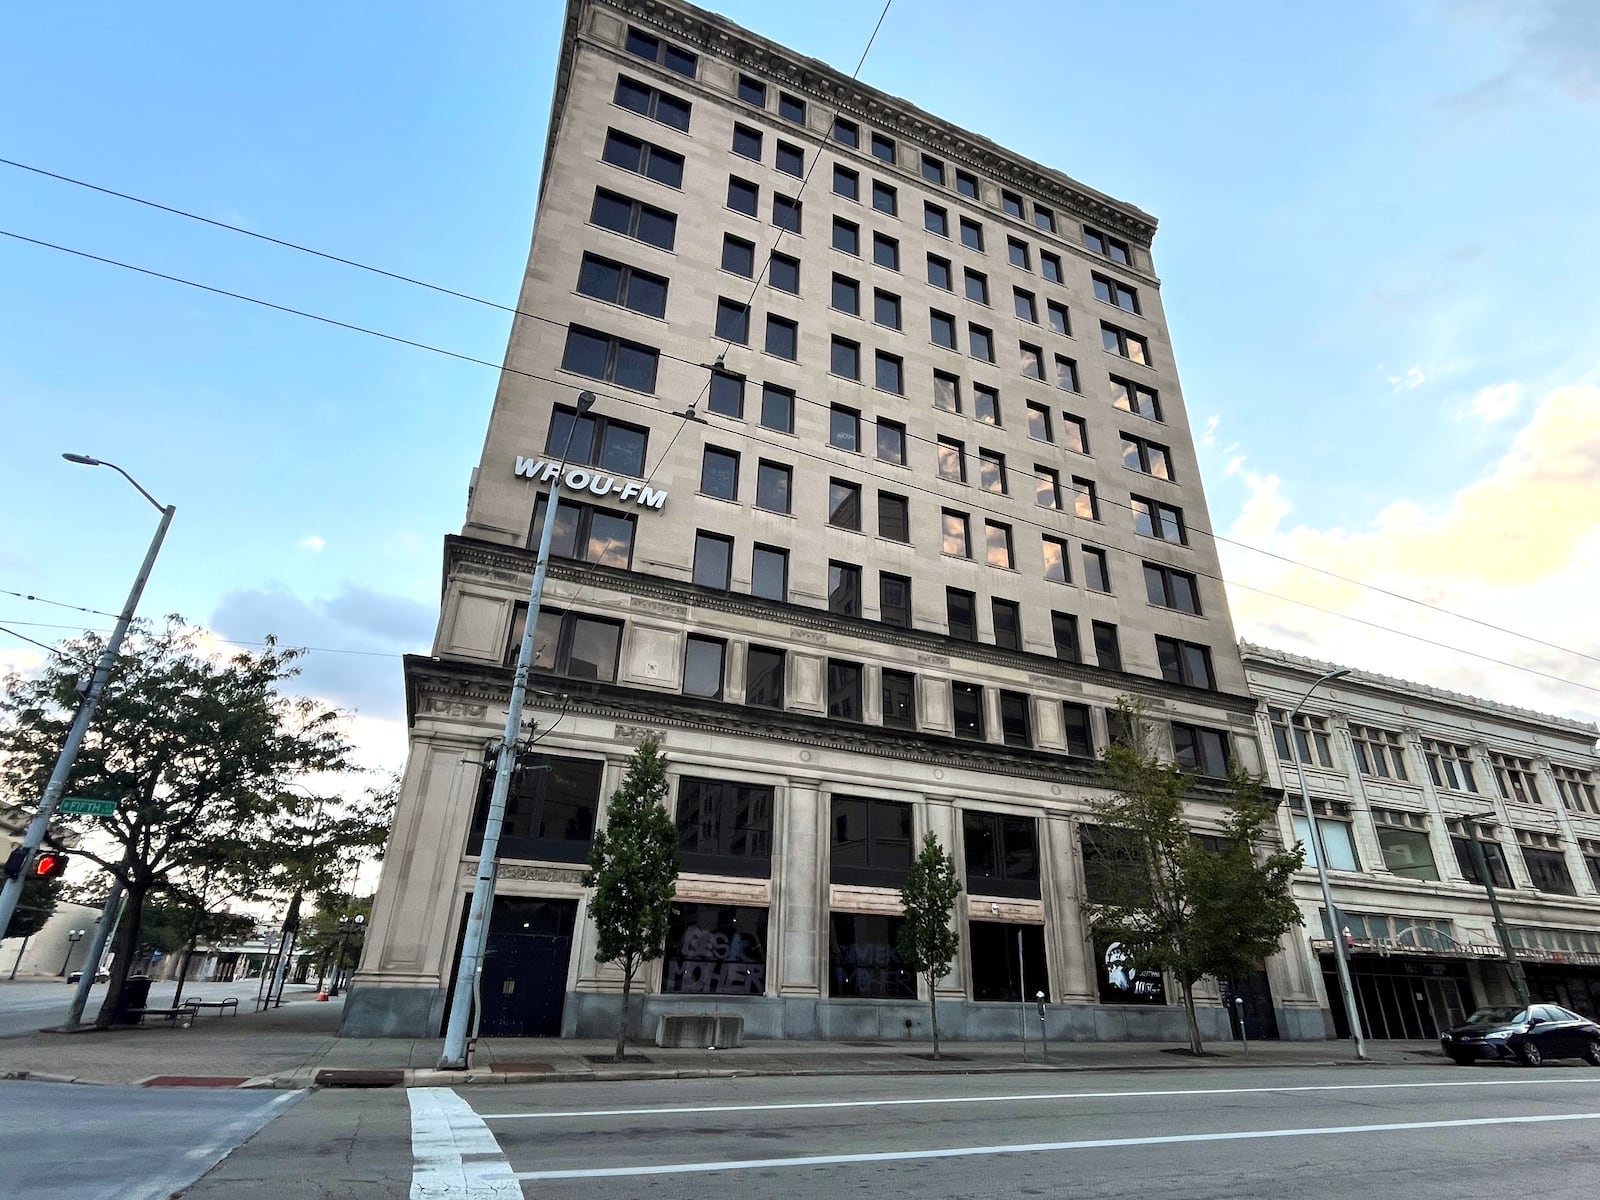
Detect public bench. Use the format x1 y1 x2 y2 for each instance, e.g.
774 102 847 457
129 1006 195 1028
655 1012 745 1049
183 996 239 1017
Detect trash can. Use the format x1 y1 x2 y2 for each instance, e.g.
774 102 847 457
114 975 154 1025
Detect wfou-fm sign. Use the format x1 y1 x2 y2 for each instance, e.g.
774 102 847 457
513 457 667 510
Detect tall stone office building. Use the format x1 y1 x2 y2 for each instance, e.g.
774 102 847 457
345 0 1323 1041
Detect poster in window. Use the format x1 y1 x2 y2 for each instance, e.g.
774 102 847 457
1095 937 1166 1005
662 904 767 996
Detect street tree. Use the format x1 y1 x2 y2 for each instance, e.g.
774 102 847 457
7 872 62 941
138 897 254 998
897 831 963 1059
1082 699 1304 1055
582 735 678 1061
0 618 359 1027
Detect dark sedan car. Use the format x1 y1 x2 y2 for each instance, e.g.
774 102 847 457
1441 1004 1600 1066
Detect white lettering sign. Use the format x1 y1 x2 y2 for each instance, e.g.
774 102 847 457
513 458 667 510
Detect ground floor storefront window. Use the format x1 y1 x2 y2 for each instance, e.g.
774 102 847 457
662 903 768 996
967 921 1048 1001
1319 954 1473 1040
828 912 914 998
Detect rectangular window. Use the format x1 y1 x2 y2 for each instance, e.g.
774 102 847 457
831 796 913 888
965 269 990 305
1063 413 1089 454
764 315 798 360
746 645 786 707
872 232 900 270
1121 433 1173 479
952 682 985 740
1101 322 1150 366
877 419 907 465
1046 301 1070 336
692 531 733 589
726 176 759 217
772 193 802 234
933 370 961 412
683 635 726 699
831 337 861 381
955 170 978 198
963 810 1040 900
828 479 862 530
1520 851 1575 894
827 660 863 721
469 752 604 863
523 606 624 684
1085 227 1132 264
875 351 904 395
760 383 794 433
751 544 788 601
919 153 945 184
769 252 800 294
1001 190 1024 218
1267 708 1334 769
662 902 769 992
832 273 860 315
1092 620 1121 671
708 370 744 418
942 510 971 557
737 74 767 106
1375 823 1439 881
877 492 910 542
969 324 995 362
529 495 637 569
1014 289 1038 322
1020 342 1044 379
833 116 859 147
601 129 685 188
1062 702 1094 756
880 572 912 628
946 587 977 640
874 289 902 329
1008 237 1031 269
591 187 677 250
882 669 917 730
1131 496 1185 542
561 325 660 392
1052 355 1079 393
992 598 1021 651
715 296 750 345
937 436 966 482
1144 563 1201 614
1083 546 1110 592
613 75 692 131
778 91 806 123
1292 816 1360 872
978 448 1007 494
721 234 755 278
1035 466 1061 509
1051 611 1081 662
545 404 651 477
1027 402 1053 442
870 132 896 163
927 254 953 290
828 561 862 617
833 216 860 255
925 202 949 237
930 309 957 349
1553 765 1598 815
1174 723 1231 777
1033 204 1056 233
1492 753 1543 806
1349 724 1409 781
1042 535 1070 582
755 459 792 513
1452 835 1513 889
1424 740 1479 793
829 912 913 998
700 445 740 500
960 217 984 251
1093 273 1140 313
833 164 860 201
625 26 697 77
1111 376 1162 421
974 385 1000 424
731 122 762 160
1155 636 1215 690
872 179 898 215
999 691 1031 747
1040 251 1063 283
1070 476 1099 521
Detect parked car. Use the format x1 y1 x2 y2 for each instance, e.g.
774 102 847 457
1441 1004 1600 1066
66 969 110 984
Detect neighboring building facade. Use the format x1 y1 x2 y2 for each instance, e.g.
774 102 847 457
1244 643 1600 1038
346 0 1323 1042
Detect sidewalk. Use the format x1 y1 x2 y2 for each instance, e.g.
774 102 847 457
0 991 1447 1089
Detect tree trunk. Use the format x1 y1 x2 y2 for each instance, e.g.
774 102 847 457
1180 975 1203 1056
614 961 633 1062
171 939 195 1007
95 882 146 1029
929 972 942 1060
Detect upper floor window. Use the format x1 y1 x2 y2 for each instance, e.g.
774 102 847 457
870 132 896 163
1492 753 1542 806
737 74 767 106
560 326 659 393
779 92 806 124
776 140 804 177
1008 237 1030 269
591 187 676 250
521 606 623 683
1155 636 1215 690
614 75 691 132
1131 496 1185 543
954 170 978 199
963 811 1039 899
827 660 864 721
1143 563 1200 614
1268 709 1334 768
746 645 786 707
831 796 912 887
833 116 860 147
1033 204 1056 233
1553 765 1599 815
1001 191 1024 218
1111 376 1163 421
545 403 649 476
624 26 697 77
1093 273 1140 313
1101 322 1150 366
1121 433 1173 479
468 750 604 864
872 180 898 216
1040 251 1063 284
576 252 668 318
960 217 985 252
1349 724 1409 781
1173 723 1231 777
601 129 684 188
676 778 773 878
1424 739 1478 793
1085 226 1132 264
952 681 985 740
921 154 945 184
731 123 762 161
529 495 636 569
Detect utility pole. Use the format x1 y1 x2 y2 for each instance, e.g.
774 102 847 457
1463 814 1530 1006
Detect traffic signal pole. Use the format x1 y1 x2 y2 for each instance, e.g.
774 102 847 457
0 488 173 946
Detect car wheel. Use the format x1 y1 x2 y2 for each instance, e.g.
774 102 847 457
1582 1040 1600 1067
1517 1040 1543 1067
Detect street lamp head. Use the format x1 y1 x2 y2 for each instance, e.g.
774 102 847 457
575 390 596 413
62 453 102 466
1319 668 1352 684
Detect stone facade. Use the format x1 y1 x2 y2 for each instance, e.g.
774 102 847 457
345 0 1302 1044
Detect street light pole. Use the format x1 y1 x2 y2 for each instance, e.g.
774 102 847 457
439 390 595 1070
59 929 86 977
1462 812 1530 1006
1285 666 1367 1060
0 455 174 945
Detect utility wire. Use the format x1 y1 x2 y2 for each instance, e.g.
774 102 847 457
6 153 1592 673
0 588 121 621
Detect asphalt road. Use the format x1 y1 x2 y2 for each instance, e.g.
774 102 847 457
0 1079 299 1200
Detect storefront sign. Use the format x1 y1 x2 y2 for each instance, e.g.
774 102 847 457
513 457 667 510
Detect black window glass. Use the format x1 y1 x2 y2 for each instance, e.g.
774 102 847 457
827 660 863 721
992 599 1021 651
779 92 806 123
830 797 913 888
738 75 766 106
746 646 786 707
1062 703 1094 756
877 493 909 542
732 123 762 160
676 781 774 879
760 384 794 432
769 253 800 294
834 218 860 255
963 811 1040 898
751 545 787 601
999 692 1031 747
833 117 859 146
953 682 985 740
470 752 604 863
693 531 732 589
728 176 758 216
1051 612 1080 662
663 903 768 994
708 371 744 417
764 316 798 359
829 913 913 998
946 588 976 640
776 141 804 177
880 573 912 628
1092 621 1121 671
875 352 904 394
870 132 896 163
832 274 860 314
721 235 755 276
882 669 916 730
928 255 952 290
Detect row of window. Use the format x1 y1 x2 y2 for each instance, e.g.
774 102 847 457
1270 710 1599 815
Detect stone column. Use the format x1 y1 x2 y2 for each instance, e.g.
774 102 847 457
775 781 824 998
923 795 964 999
1042 813 1094 1003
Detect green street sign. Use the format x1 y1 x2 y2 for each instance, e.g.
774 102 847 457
58 797 118 816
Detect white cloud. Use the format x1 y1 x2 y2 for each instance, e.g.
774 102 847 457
300 535 326 553
1200 415 1220 446
1466 381 1521 422
1388 365 1427 391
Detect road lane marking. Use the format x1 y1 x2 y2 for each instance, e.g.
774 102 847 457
511 1110 1600 1179
479 1073 1600 1120
409 1087 520 1199
123 1090 302 1200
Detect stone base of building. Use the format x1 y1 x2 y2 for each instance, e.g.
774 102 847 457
1273 1004 1332 1041
340 982 448 1039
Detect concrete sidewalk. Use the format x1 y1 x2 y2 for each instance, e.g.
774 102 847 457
0 991 1448 1088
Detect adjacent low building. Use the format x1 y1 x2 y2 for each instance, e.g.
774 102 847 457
1243 643 1600 1037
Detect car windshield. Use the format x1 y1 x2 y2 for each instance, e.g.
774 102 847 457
1464 1007 1525 1026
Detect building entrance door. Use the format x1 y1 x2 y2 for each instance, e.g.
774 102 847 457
1221 967 1280 1040
1321 955 1473 1040
478 897 578 1038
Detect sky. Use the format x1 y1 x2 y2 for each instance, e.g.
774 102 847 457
2 0 1598 784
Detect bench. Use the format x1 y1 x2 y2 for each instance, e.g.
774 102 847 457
130 1006 195 1028
655 1012 745 1049
183 997 239 1017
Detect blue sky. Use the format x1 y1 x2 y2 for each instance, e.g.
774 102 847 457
3 0 1598 768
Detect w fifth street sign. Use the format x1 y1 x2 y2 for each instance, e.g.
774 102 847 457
58 797 118 816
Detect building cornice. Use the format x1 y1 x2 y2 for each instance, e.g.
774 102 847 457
553 0 1159 246
446 534 1260 717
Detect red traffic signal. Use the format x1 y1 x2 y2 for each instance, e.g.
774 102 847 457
32 852 70 881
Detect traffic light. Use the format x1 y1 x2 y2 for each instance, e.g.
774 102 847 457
32 851 69 881
3 847 24 880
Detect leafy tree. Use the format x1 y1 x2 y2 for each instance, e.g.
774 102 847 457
897 832 963 1059
0 619 359 1027
139 896 254 998
1083 699 1303 1055
582 736 679 1061
7 872 62 941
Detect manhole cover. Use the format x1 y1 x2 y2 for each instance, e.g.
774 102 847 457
314 1068 406 1087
